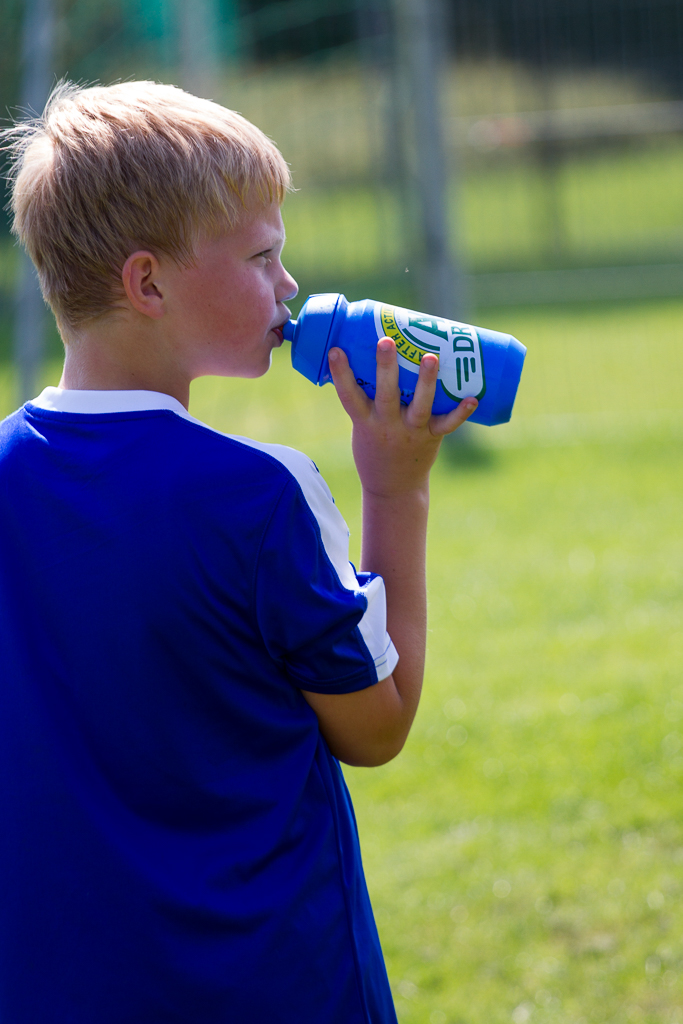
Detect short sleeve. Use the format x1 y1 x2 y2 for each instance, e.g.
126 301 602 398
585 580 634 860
255 469 398 695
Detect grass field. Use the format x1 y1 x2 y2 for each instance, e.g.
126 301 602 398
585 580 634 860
277 139 683 284
2 297 680 1023
214 58 683 271
358 437 683 1024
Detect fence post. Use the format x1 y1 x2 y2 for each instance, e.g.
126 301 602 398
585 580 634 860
391 0 467 321
14 0 55 406
180 0 222 98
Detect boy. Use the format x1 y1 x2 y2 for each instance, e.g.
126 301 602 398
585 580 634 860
0 82 476 1023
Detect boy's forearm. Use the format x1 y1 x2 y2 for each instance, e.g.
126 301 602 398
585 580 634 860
360 484 430 719
308 341 476 767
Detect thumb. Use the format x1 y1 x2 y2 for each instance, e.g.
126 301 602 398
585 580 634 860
328 348 372 421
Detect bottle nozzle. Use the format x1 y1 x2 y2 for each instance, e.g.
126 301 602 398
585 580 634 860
282 319 297 342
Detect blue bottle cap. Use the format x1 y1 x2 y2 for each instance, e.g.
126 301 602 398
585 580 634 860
284 293 344 385
281 319 297 342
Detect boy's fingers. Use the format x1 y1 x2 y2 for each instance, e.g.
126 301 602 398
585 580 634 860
405 353 439 427
373 338 400 417
328 347 372 419
430 398 478 437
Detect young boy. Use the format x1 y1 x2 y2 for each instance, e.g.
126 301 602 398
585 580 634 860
0 82 476 1023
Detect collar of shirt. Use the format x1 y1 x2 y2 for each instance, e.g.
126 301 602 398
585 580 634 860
28 386 193 420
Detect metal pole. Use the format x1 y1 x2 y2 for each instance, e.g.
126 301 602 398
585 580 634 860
391 0 467 321
14 0 55 405
180 0 222 98
537 70 565 264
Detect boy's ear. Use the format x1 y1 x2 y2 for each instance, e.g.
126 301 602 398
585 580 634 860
121 251 165 320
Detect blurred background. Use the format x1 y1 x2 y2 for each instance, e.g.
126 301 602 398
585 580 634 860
1 0 683 420
1 2 683 1022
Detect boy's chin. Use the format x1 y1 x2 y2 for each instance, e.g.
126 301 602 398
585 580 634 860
222 353 274 380
201 349 275 380
247 352 274 378
256 349 276 377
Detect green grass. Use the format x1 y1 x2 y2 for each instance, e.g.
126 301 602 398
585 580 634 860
213 58 683 277
480 298 683 424
279 139 683 289
353 438 683 1024
2 298 682 1023
460 141 683 272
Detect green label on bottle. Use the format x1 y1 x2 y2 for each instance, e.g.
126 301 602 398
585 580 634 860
376 305 486 402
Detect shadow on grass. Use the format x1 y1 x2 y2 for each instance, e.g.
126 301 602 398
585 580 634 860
440 423 498 470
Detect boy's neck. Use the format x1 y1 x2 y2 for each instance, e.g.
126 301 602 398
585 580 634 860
59 320 191 410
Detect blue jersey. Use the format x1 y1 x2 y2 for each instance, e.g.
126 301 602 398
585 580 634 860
0 388 399 1024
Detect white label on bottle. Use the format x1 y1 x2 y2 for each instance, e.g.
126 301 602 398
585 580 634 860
374 304 486 402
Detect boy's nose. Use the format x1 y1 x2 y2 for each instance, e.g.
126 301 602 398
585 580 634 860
279 269 298 303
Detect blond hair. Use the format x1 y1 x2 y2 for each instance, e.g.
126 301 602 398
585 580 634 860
4 81 291 328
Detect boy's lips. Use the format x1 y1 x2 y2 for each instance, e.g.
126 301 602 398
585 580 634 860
272 327 284 344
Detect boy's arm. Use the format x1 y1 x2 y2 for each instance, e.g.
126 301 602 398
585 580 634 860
301 339 477 767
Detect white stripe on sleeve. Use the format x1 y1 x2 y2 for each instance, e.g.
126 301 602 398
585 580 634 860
223 438 399 682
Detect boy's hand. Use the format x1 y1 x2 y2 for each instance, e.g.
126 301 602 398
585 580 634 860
328 338 477 498
305 339 477 767
302 338 478 768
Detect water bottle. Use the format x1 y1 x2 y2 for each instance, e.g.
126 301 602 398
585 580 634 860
281 294 526 427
